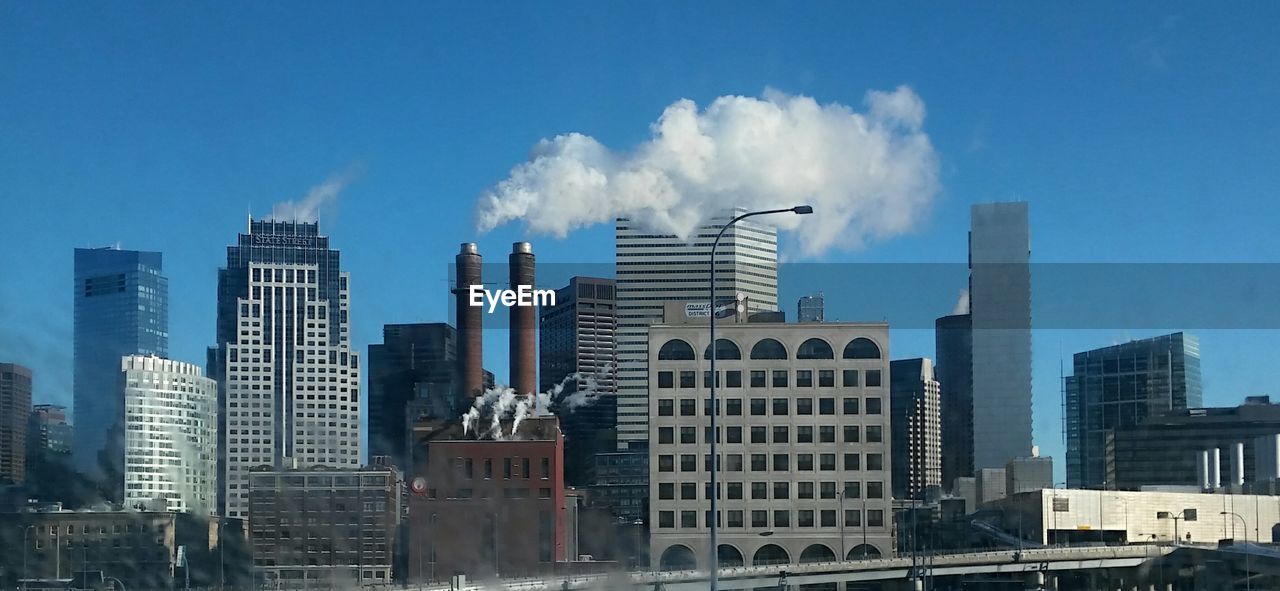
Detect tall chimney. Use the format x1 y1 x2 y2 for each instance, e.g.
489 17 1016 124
509 242 537 396
455 243 484 399
1231 442 1246 487
1210 447 1222 490
1197 450 1211 490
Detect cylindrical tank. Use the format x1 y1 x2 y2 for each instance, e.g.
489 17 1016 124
1231 441 1246 487
455 243 484 399
509 242 537 396
1197 450 1211 490
1210 447 1222 490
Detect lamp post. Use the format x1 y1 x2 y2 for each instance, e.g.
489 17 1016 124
708 205 812 591
21 525 34 591
836 491 846 560
1221 511 1250 591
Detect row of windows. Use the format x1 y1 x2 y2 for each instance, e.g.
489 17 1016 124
451 457 551 480
425 487 553 500
656 452 884 472
657 424 882 445
658 337 881 361
658 480 884 501
657 508 885 529
657 396 882 417
657 369 881 389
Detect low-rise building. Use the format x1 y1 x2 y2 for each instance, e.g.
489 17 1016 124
247 460 402 588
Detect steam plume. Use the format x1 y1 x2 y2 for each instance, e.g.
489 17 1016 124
476 87 939 256
461 372 603 440
269 164 364 222
952 288 970 315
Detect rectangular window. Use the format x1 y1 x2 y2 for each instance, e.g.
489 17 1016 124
680 427 696 444
727 454 743 471
843 397 860 415
798 510 815 528
797 454 814 471
818 370 835 387
483 459 493 479
797 425 813 443
819 397 835 415
773 426 789 444
726 370 742 388
681 511 697 528
658 399 674 416
752 510 769 528
844 425 860 443
866 370 882 387
503 458 513 479
658 371 674 389
726 398 742 415
774 510 790 528
867 510 884 527
750 370 766 388
751 454 767 471
773 453 790 471
866 453 883 471
703 426 718 444
659 511 675 528
772 370 788 388
727 482 743 500
821 510 837 527
751 426 767 444
797 398 814 415
820 453 836 471
798 481 814 499
773 482 789 500
842 369 860 387
844 453 861 470
797 370 813 388
844 481 861 498
867 481 884 499
522 458 531 478
820 481 837 499
819 426 836 443
680 482 696 500
751 482 767 499
680 399 696 416
866 425 883 443
772 398 789 415
750 398 767 415
659 427 674 444
659 483 674 500
658 455 674 472
845 509 861 527
704 398 719 416
680 454 697 472
727 510 744 528
726 426 742 444
866 397 882 414
679 370 695 388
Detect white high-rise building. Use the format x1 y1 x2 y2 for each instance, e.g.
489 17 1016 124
210 220 361 518
121 355 217 513
614 215 778 450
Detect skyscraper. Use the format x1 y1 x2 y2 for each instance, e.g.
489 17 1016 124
797 293 824 323
27 404 72 462
0 363 33 484
73 247 168 481
614 214 778 450
539 276 617 485
121 355 217 513
968 202 1032 470
889 358 942 500
368 322 458 472
208 219 360 518
935 313 973 489
1065 332 1202 488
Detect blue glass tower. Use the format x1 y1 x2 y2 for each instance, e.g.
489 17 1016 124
73 247 168 485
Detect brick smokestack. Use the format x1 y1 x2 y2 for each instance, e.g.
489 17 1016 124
455 243 484 399
509 242 537 395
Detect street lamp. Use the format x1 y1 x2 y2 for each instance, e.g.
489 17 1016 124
708 205 812 591
1156 509 1193 544
21 524 34 591
836 491 846 561
1221 511 1250 591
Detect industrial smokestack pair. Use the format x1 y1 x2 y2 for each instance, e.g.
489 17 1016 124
454 242 537 399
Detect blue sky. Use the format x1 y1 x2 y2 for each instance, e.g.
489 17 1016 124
2 2 1278 475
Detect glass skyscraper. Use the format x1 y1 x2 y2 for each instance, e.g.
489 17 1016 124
73 247 168 483
1065 332 1202 488
208 219 360 518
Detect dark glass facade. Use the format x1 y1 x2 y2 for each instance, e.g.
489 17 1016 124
1065 332 1202 488
368 323 458 472
935 313 972 489
72 247 167 485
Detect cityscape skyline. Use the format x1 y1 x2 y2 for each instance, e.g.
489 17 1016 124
3 4 1280 487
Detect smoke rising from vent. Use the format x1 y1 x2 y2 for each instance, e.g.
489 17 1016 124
476 87 940 256
269 164 364 222
462 372 603 440
952 288 970 315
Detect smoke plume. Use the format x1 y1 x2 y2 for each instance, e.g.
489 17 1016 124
269 164 364 222
952 288 970 315
462 372 603 440
476 87 940 256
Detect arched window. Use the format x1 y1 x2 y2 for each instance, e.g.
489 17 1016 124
847 544 882 560
749 338 788 360
799 544 836 563
657 339 695 361
703 339 742 360
752 544 790 566
717 544 745 567
660 545 697 571
796 338 834 359
842 338 882 360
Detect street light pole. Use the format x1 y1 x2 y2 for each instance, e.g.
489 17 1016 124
22 525 33 591
1221 511 1250 591
708 205 812 591
837 491 846 560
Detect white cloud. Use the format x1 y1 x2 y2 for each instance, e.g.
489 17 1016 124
269 164 364 222
476 87 941 257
